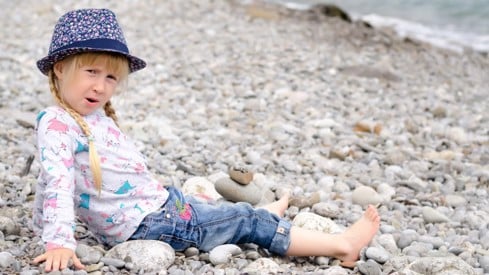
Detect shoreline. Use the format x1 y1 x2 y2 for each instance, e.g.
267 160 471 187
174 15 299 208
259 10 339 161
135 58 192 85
1 0 488 274
260 0 489 54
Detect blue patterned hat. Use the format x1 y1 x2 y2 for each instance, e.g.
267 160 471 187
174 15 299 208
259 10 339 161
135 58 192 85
37 8 146 75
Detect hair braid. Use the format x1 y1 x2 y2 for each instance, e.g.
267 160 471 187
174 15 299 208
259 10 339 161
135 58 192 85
48 70 103 193
104 101 118 126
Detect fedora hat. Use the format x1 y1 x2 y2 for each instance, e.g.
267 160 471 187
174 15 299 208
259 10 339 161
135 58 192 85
37 8 146 75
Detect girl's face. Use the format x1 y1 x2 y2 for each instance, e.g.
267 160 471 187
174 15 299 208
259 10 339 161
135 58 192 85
54 54 127 115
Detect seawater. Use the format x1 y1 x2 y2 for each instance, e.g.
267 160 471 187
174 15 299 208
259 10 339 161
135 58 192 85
266 0 489 53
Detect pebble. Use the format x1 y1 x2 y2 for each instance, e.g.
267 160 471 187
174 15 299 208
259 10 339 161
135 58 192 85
208 244 242 265
228 167 253 185
376 234 399 255
311 202 341 218
243 258 283 274
401 256 477 274
422 206 450 223
0 0 488 274
0 216 20 235
289 191 320 208
444 194 467 207
100 257 126 268
214 177 262 205
357 259 383 275
351 186 383 206
0 251 15 268
105 240 175 272
366 247 390 264
397 229 419 249
292 212 342 234
479 255 489 273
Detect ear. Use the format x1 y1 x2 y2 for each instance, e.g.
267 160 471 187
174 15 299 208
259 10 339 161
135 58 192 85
53 62 64 80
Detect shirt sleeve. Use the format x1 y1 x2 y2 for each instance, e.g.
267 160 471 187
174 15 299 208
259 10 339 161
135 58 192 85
36 108 78 251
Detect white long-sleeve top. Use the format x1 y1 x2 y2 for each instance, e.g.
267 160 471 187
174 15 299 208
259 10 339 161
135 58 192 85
33 106 169 250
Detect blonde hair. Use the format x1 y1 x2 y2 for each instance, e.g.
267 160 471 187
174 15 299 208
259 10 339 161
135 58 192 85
48 52 129 193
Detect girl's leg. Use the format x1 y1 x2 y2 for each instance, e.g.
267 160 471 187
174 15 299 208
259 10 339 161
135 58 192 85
286 205 380 266
259 192 290 217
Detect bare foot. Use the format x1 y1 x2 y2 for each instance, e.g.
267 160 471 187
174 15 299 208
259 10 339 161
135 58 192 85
337 205 380 267
260 192 290 217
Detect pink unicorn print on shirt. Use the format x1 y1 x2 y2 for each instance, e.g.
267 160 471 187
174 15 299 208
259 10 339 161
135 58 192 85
105 126 121 148
44 193 58 209
134 162 144 174
107 126 120 141
70 125 82 135
43 193 58 223
47 117 69 134
61 156 74 170
88 113 102 127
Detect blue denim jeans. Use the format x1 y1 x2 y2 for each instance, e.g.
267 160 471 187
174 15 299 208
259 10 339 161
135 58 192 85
129 186 291 255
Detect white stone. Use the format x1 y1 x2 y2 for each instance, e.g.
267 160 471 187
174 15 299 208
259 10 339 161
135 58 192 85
351 186 383 206
105 240 175 272
209 244 242 265
292 212 342 234
181 176 222 202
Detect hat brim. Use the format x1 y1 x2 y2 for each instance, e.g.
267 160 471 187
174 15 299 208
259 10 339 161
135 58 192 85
36 47 146 75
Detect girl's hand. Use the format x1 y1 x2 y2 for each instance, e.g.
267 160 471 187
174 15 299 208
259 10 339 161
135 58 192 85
33 247 85 272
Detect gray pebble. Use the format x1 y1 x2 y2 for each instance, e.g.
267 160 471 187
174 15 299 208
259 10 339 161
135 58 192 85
352 186 383 206
235 258 249 269
81 249 103 265
479 255 489 273
422 206 450 223
187 259 203 271
357 259 382 275
311 202 340 218
366 246 390 264
245 251 261 260
376 234 399 255
314 256 330 266
243 258 282 274
397 229 419 249
100 257 126 268
209 244 242 265
85 262 104 272
75 243 91 259
418 235 445 249
124 262 135 271
402 241 434 257
184 247 200 257
0 216 20 235
0 251 14 268
105 240 175 272
215 177 262 205
444 194 467 207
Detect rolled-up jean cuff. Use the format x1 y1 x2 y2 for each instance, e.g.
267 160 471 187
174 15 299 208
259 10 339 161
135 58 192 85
268 219 292 256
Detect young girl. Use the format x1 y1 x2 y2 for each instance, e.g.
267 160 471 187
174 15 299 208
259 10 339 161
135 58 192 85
32 8 380 272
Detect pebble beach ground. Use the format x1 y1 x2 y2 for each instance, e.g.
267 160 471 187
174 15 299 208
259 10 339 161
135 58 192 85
1 0 488 274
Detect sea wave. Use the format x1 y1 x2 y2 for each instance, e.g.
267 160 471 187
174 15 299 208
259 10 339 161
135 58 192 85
264 0 489 53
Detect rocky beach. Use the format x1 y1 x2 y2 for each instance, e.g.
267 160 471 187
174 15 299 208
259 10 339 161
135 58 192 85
0 0 488 274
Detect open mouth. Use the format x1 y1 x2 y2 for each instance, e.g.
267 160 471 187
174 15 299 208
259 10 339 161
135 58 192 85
86 98 99 103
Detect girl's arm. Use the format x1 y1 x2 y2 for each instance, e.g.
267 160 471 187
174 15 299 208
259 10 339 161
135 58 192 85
34 108 80 270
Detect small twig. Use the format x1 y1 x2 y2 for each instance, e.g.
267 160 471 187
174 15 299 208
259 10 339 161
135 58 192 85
20 155 35 177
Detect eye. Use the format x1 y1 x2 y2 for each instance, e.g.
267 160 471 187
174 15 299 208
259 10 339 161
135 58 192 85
107 74 118 82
